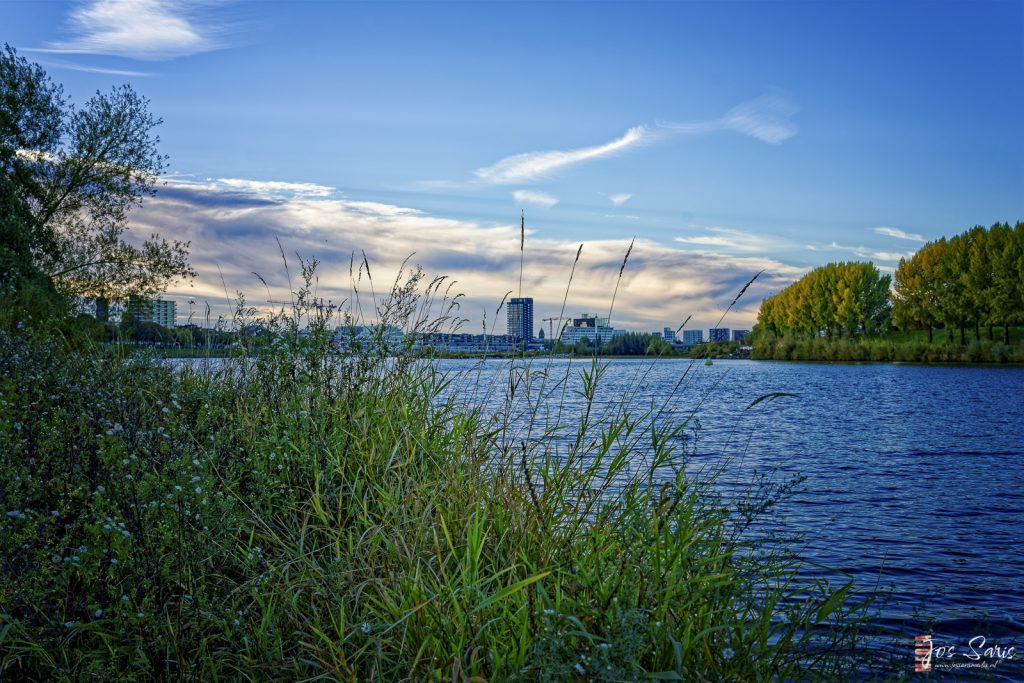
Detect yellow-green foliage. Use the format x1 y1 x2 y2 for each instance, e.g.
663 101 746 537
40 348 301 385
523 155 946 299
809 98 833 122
756 262 891 340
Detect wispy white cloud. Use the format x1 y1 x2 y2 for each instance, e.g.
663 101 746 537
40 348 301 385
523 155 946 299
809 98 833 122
475 126 648 184
137 174 802 331
471 92 799 186
806 241 913 262
675 227 792 253
32 57 152 76
513 189 559 209
717 92 800 145
873 226 924 242
609 193 632 207
214 178 336 199
872 251 913 262
33 0 228 60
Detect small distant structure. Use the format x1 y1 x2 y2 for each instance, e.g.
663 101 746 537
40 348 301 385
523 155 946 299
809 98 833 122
709 327 730 343
732 329 749 343
663 327 676 343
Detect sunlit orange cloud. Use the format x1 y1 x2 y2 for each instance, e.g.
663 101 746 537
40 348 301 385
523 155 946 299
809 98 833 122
130 178 804 332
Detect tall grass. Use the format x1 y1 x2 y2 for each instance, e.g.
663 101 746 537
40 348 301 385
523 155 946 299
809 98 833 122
1 250 870 680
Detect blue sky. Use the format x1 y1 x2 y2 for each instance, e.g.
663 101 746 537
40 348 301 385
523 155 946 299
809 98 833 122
6 0 1023 332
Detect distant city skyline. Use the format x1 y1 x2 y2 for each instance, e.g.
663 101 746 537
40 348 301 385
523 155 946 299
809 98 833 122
5 1 1022 332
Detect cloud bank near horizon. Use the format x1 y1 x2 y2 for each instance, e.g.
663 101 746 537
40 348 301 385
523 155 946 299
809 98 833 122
135 177 802 331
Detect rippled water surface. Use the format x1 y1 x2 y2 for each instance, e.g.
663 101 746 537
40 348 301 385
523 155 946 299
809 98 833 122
437 357 1024 676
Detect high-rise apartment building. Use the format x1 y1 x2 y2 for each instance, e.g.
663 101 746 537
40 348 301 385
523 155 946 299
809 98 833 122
506 297 534 342
732 329 749 343
709 327 730 342
682 330 703 345
128 296 177 328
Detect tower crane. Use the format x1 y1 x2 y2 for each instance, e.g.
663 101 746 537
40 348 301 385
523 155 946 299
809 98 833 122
542 316 566 339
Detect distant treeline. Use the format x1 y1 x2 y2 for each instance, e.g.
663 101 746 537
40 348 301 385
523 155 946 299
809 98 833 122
551 331 673 356
752 222 1024 362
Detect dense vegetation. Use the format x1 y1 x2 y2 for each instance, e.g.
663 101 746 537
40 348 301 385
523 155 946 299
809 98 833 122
752 223 1024 362
0 271 872 680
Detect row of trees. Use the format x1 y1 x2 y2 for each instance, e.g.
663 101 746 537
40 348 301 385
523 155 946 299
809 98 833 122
755 261 892 339
892 222 1023 344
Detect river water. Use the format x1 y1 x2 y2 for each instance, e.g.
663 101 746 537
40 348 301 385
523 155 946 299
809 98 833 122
436 357 1024 678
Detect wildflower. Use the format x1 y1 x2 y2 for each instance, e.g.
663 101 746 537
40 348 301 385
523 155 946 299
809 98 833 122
574 663 586 675
136 613 145 619
121 595 130 602
195 486 202 494
64 621 75 628
94 609 103 618
51 555 61 564
360 621 372 634
110 559 118 565
233 618 240 626
723 647 735 661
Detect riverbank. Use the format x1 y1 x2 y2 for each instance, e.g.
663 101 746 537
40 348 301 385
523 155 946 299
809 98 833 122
752 327 1024 363
0 326 868 680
